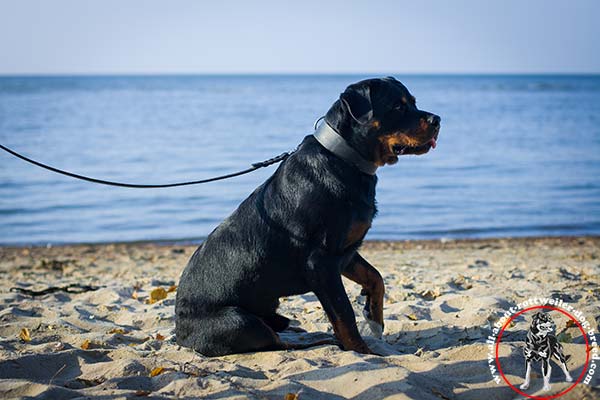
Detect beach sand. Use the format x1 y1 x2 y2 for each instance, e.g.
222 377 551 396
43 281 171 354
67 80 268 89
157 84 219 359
0 237 598 399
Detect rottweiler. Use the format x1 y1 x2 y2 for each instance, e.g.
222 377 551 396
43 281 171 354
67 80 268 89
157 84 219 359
520 312 572 392
175 77 440 356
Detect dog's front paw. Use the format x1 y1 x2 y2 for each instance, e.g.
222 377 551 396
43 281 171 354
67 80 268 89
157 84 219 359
519 382 529 390
362 308 383 338
542 384 551 392
346 341 374 355
565 374 573 382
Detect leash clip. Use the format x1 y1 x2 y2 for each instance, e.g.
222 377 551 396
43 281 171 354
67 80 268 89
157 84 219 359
252 151 293 168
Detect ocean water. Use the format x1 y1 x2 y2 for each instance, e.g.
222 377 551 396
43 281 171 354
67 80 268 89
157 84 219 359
1 74 599 245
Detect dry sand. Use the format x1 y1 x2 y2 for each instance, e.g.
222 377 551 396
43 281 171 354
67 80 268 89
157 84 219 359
0 236 599 399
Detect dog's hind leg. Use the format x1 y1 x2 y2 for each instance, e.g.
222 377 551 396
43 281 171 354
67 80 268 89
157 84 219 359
262 313 308 333
520 361 532 390
542 360 552 391
262 313 291 332
559 361 573 382
176 306 285 357
553 343 573 382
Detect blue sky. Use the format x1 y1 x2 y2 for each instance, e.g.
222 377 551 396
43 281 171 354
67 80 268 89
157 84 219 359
0 0 598 74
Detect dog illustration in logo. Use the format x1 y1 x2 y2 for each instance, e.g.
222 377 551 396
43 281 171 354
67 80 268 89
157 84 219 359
520 312 573 391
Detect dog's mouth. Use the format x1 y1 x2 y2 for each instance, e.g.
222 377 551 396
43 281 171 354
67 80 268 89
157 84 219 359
378 127 440 165
392 136 437 156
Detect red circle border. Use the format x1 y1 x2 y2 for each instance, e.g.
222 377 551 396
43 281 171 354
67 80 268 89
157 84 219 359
494 305 591 400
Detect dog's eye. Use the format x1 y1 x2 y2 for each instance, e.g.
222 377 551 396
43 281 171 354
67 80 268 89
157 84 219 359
393 105 406 115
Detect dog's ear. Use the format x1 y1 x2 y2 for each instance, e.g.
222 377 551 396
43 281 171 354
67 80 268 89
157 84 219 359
339 83 373 124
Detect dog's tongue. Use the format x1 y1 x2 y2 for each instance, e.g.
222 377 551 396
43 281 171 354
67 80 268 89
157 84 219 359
430 138 437 149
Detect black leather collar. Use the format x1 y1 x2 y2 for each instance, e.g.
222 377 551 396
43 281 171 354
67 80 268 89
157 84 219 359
313 122 378 175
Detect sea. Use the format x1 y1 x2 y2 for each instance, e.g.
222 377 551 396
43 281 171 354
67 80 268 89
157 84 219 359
1 74 599 245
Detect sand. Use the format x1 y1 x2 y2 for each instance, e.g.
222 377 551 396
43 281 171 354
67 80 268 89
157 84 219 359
0 236 599 399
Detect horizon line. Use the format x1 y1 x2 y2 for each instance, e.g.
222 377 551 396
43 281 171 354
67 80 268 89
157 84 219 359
1 71 600 78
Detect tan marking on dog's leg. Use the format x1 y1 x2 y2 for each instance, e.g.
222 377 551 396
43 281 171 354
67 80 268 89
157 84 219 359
343 254 384 338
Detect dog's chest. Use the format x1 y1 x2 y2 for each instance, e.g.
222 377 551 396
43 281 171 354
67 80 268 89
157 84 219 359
527 334 552 360
345 221 371 247
343 193 376 248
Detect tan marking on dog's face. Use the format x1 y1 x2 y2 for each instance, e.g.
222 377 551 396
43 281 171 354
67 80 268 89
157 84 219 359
374 119 434 166
375 135 403 166
375 133 422 166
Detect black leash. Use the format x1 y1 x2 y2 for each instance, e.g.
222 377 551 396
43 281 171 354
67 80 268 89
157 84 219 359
0 144 293 188
10 283 102 297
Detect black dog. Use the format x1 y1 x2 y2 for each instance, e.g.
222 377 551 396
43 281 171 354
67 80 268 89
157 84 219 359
520 312 573 391
175 77 440 356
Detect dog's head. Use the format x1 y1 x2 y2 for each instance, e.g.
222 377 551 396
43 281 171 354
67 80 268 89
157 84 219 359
530 312 555 337
325 77 440 166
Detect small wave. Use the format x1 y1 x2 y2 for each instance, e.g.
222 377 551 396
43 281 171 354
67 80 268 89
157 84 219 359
554 183 600 191
0 203 98 216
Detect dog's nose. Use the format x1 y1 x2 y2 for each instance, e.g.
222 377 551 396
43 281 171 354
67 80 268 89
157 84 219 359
427 114 441 127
